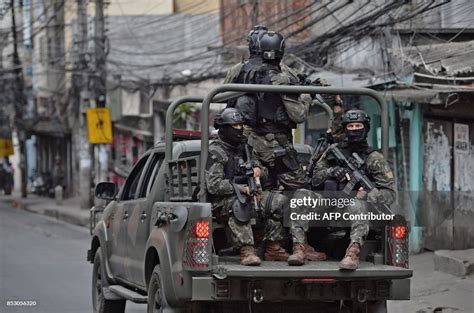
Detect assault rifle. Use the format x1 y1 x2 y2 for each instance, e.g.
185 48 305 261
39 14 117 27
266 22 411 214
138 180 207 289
328 144 394 215
305 133 330 186
234 144 261 215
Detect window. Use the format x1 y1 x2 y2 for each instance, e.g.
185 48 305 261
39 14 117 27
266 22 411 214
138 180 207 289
138 153 164 198
121 155 149 201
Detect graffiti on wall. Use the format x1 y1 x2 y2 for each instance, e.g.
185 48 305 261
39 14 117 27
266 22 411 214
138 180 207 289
424 122 451 192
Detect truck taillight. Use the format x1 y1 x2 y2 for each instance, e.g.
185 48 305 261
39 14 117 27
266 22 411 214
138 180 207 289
391 225 406 239
183 220 211 270
388 215 409 268
194 221 209 238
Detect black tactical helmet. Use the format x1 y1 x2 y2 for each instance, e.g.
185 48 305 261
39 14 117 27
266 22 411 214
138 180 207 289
257 31 285 60
247 25 268 55
341 109 371 131
213 108 244 129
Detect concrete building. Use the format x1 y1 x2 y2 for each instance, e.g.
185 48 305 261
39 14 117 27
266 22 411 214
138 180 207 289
105 9 223 183
302 0 474 251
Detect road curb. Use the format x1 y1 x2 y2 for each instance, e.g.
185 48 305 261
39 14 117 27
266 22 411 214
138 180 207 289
43 209 89 228
434 249 474 278
3 197 89 228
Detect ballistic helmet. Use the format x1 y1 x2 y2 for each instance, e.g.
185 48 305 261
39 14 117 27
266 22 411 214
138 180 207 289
341 109 371 131
341 109 371 143
247 25 268 55
213 108 244 129
257 31 285 60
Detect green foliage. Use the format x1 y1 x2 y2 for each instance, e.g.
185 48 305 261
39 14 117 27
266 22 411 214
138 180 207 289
173 102 197 129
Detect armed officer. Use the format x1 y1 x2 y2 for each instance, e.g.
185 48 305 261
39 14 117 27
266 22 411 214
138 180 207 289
205 108 290 266
312 109 396 270
242 31 309 191
224 25 311 135
224 25 303 86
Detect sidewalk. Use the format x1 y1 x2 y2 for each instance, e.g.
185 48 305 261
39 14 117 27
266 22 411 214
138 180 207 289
0 191 89 228
389 251 474 313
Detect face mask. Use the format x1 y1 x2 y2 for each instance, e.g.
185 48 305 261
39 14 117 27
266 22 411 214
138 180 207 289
346 128 366 142
220 126 245 144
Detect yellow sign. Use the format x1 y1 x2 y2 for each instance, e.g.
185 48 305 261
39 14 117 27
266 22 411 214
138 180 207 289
0 138 14 157
86 108 113 144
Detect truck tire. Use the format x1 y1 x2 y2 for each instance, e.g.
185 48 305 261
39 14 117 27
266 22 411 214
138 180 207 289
368 300 387 313
147 265 180 313
92 247 126 313
349 300 387 313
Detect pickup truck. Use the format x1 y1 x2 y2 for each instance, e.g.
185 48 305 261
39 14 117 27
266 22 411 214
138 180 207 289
88 84 412 313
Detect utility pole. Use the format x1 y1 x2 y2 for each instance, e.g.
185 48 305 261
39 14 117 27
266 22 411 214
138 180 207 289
251 0 259 26
94 0 108 184
11 0 28 198
76 0 92 209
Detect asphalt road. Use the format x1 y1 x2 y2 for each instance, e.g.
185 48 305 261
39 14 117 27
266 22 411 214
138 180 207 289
0 201 145 313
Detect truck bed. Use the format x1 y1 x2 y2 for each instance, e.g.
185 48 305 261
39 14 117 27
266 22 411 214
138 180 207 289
214 257 412 280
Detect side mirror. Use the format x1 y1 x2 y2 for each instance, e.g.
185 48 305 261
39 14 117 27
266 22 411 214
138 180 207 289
95 182 117 201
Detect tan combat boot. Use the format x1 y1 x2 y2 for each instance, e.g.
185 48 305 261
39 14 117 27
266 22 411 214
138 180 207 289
288 243 306 266
304 242 327 261
264 241 290 261
240 246 261 266
339 242 361 270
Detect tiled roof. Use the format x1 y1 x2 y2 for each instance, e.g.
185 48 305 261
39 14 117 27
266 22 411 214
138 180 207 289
389 40 474 75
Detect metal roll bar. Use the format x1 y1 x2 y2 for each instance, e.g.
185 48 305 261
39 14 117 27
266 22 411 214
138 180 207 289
312 100 334 127
198 84 389 200
164 92 243 162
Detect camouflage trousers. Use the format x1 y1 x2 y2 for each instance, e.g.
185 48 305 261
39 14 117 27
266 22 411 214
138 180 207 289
291 189 370 245
213 190 287 248
248 132 306 191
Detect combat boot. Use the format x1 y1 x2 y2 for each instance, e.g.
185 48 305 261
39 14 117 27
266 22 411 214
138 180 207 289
288 243 306 266
305 242 327 261
264 241 290 261
240 246 261 266
339 242 361 270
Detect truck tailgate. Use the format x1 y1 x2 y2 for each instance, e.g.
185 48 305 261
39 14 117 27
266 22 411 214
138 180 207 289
214 258 412 280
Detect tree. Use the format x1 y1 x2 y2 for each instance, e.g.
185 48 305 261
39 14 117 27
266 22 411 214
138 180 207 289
173 102 197 129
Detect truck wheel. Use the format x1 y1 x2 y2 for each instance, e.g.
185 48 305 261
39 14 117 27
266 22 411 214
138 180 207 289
350 300 387 313
92 247 126 313
148 265 180 313
367 300 387 313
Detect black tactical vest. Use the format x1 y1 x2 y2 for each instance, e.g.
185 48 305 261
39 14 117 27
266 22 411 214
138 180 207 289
253 69 294 134
226 58 262 125
223 153 246 183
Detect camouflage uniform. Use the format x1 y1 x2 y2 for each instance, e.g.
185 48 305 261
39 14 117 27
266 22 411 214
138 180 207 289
331 110 346 143
311 141 396 244
260 190 287 241
205 137 286 247
246 64 310 191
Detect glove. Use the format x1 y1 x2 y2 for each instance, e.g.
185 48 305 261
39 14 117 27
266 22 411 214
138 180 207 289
329 166 350 182
367 188 384 203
